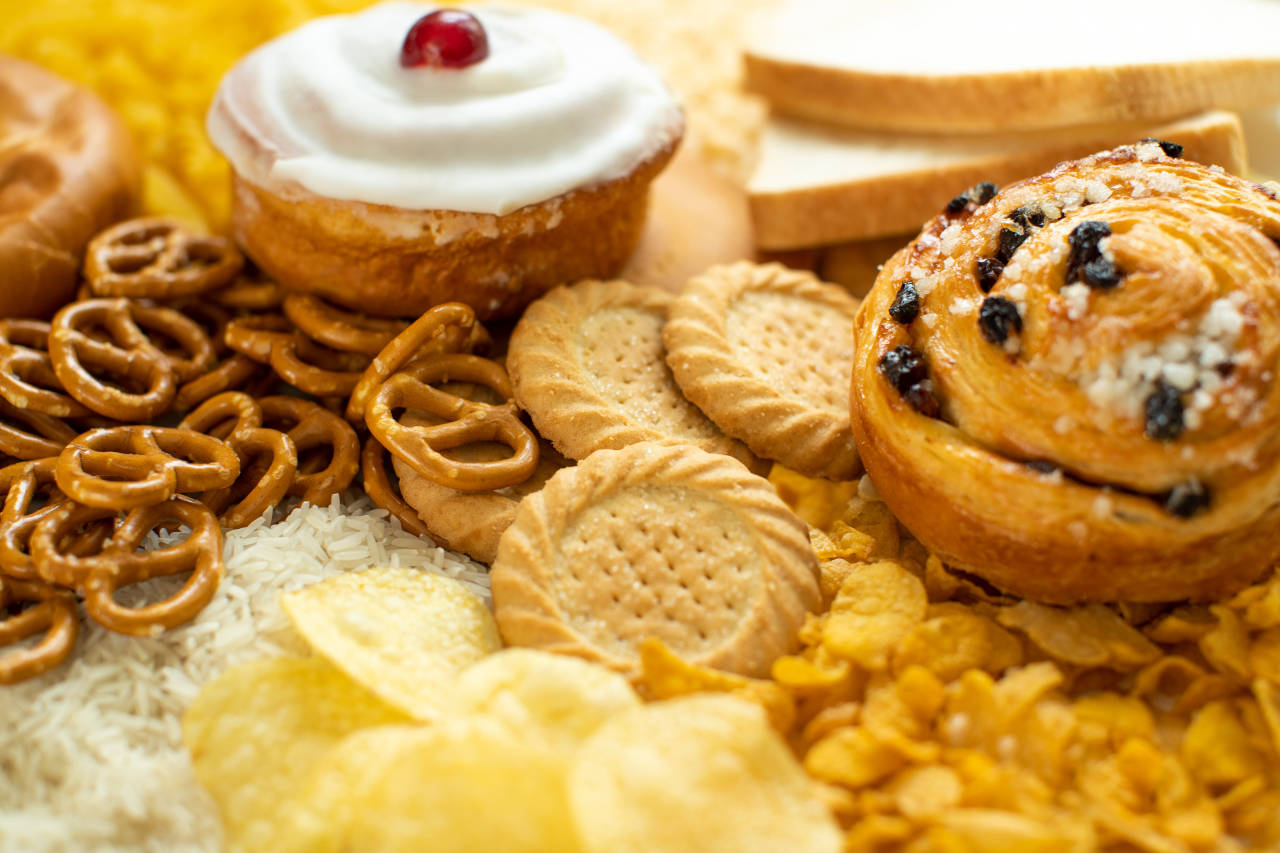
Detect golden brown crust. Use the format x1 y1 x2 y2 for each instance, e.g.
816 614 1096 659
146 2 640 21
664 262 862 480
507 279 759 468
230 141 678 322
849 144 1280 603
489 441 820 677
749 111 1247 250
744 52 1280 134
0 55 141 319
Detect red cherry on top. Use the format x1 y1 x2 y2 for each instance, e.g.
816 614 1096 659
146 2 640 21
399 9 490 69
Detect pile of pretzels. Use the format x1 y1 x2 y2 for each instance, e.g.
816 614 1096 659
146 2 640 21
1 217 543 684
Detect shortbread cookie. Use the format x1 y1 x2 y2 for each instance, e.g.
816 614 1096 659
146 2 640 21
490 441 820 677
508 280 759 469
394 441 569 565
664 262 862 480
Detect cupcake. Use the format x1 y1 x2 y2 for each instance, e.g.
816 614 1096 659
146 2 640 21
207 3 684 320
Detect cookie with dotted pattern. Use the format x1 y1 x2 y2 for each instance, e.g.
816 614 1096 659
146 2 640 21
489 441 820 678
663 261 863 480
507 279 760 470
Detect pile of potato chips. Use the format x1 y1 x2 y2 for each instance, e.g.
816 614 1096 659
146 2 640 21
183 567 842 853
186 470 1280 852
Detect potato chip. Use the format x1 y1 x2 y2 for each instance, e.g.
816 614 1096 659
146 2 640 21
638 639 796 732
823 560 927 670
1181 700 1264 787
571 694 842 853
307 716 583 853
281 567 500 719
445 647 638 753
181 657 409 853
996 602 1160 671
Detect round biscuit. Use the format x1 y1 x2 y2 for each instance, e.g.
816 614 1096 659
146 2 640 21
490 441 820 678
663 261 862 480
507 279 760 469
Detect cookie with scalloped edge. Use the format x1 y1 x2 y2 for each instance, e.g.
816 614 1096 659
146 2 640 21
507 279 761 471
663 261 862 480
490 441 820 678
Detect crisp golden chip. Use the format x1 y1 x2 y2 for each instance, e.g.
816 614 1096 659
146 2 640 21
823 560 927 671
571 694 842 853
445 648 639 753
300 717 582 853
182 657 409 853
281 567 500 720
638 638 796 732
996 602 1160 671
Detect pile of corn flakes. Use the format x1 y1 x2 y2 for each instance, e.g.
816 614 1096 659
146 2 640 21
633 468 1280 852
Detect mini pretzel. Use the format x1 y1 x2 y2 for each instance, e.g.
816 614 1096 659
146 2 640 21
199 427 297 529
0 576 79 684
346 301 489 422
360 435 435 540
81 498 224 637
225 315 368 397
212 268 284 312
84 217 243 299
0 398 78 460
0 458 72 582
49 298 215 421
259 396 359 506
365 353 539 493
175 353 264 412
56 425 240 510
178 391 262 441
0 319 90 418
283 292 410 356
27 501 119 589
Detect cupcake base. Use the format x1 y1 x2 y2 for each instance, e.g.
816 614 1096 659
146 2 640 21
230 141 678 320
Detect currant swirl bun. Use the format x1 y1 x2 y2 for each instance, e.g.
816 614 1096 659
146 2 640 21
850 142 1280 603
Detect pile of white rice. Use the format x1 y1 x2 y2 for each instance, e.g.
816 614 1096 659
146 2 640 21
0 496 488 852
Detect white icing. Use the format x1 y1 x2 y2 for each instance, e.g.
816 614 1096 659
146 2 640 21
207 2 683 215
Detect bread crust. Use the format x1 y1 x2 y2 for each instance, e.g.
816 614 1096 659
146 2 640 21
750 111 1246 250
0 55 140 319
849 145 1280 603
230 141 678 321
745 52 1280 134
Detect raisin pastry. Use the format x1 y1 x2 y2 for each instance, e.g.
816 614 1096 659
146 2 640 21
850 142 1280 603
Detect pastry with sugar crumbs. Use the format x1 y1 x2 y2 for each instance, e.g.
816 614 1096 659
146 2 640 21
490 441 821 678
508 279 760 469
664 262 862 480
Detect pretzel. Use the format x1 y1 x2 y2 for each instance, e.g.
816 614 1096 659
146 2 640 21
199 427 297 529
81 498 224 637
0 319 90 418
259 396 359 506
283 292 410 356
360 435 435 541
174 353 264 412
346 301 489 422
49 298 215 421
177 391 262 441
84 217 243 299
0 576 79 684
0 458 72 582
225 315 369 397
365 353 539 492
0 398 78 460
26 501 119 589
56 425 241 510
211 268 284 312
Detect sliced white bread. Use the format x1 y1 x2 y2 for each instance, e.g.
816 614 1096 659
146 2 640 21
744 0 1280 134
748 109 1246 250
1240 105 1280 181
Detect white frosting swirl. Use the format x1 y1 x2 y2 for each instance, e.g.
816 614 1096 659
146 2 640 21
207 3 683 215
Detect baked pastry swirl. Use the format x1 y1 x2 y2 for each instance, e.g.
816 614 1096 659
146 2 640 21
850 142 1280 603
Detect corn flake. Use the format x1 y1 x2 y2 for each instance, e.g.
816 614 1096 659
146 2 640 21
823 560 928 671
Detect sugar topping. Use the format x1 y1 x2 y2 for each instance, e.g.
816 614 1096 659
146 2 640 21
1060 282 1091 320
